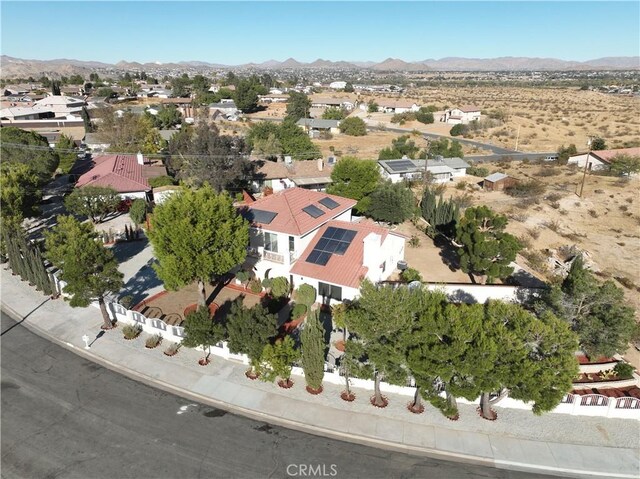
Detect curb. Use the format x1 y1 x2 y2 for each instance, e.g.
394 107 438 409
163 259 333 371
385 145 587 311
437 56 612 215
1 303 637 479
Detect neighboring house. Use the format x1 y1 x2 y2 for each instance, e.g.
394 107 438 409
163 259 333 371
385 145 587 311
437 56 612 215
378 157 470 183
483 172 516 191
252 158 334 193
208 100 239 118
38 126 85 148
378 100 419 114
258 94 289 103
296 118 341 136
240 187 405 303
75 153 166 200
137 87 172 99
567 147 640 171
329 81 347 90
0 107 55 121
153 185 181 204
310 97 355 110
83 133 111 151
33 95 87 118
160 97 193 119
442 105 481 124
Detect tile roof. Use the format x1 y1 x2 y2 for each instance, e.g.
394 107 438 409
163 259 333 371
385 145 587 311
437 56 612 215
590 147 640 164
76 154 151 193
242 187 356 236
290 220 393 288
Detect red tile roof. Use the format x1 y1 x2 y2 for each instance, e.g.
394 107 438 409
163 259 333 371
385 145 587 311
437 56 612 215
243 187 356 236
590 147 640 164
76 154 151 193
290 220 393 289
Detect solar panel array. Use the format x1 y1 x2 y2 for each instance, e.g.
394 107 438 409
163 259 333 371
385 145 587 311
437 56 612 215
302 204 325 218
319 197 340 210
306 227 357 266
246 208 277 225
387 160 416 172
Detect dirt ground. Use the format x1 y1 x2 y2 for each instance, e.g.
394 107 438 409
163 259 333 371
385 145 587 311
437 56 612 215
314 129 431 159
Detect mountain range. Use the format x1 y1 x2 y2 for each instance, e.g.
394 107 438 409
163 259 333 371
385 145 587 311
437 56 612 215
1 55 638 78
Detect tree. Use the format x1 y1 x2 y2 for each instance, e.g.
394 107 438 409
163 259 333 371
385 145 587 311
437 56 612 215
326 157 380 214
293 284 316 307
168 123 254 191
234 79 259 112
367 181 416 224
378 135 419 160
128 199 147 224
96 112 161 154
535 255 638 358
416 108 434 124
152 106 182 129
51 80 61 96
427 137 464 159
338 117 367 136
147 184 249 306
3 227 55 295
64 186 121 224
421 187 459 237
44 216 124 330
226 299 279 377
590 137 606 150
322 107 346 120
182 306 225 363
97 87 115 98
191 74 210 93
55 134 78 174
609 154 640 177
285 91 311 122
275 119 321 161
557 144 577 164
344 82 354 93
1 127 60 182
252 133 283 161
258 336 299 387
301 310 326 391
450 124 467 136
456 206 521 284
270 276 290 298
367 101 379 113
0 163 41 226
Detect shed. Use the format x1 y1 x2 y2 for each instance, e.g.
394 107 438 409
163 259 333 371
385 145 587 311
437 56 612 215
483 172 516 191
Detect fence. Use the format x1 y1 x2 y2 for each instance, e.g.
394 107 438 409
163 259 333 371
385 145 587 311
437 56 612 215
101 299 639 420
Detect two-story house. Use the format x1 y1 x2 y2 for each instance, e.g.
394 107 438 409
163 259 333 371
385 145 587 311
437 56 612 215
442 105 481 124
240 188 405 303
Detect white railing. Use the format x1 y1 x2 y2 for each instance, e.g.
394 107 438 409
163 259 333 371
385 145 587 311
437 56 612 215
263 250 285 264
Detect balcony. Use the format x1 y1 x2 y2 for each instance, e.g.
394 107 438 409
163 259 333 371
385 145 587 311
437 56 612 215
263 250 285 264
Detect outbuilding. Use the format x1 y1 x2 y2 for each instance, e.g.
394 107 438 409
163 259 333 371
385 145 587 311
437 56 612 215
483 172 516 191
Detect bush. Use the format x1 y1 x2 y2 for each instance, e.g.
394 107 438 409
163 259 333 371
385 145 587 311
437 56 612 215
400 267 422 283
455 181 467 190
148 176 175 188
291 303 308 320
128 199 147 224
248 278 262 294
449 124 467 136
467 166 489 177
416 109 434 124
123 323 142 340
408 235 421 247
270 276 290 298
614 362 635 379
390 112 416 124
293 283 316 306
145 334 162 348
505 181 546 198
236 270 250 286
338 117 367 136
367 182 416 224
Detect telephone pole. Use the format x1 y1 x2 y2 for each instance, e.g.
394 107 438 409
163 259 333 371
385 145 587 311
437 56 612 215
578 136 593 198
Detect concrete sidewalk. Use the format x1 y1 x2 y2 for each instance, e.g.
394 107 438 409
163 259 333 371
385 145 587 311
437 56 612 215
1 269 638 479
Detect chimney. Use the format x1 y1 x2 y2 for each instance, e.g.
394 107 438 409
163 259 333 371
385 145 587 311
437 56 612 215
402 155 408 160
136 151 144 165
317 157 324 171
362 233 382 282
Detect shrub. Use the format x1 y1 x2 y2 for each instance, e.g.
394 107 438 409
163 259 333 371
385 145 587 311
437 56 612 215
452 193 473 209
505 181 546 198
520 249 548 273
367 182 416 224
128 199 147 224
449 124 467 136
293 283 317 306
338 117 367 136
291 303 308 320
164 342 181 356
270 276 290 298
400 267 422 283
467 166 489 177
148 175 175 188
455 181 468 190
123 323 142 340
236 270 250 287
408 234 421 247
119 295 134 309
145 334 162 348
248 278 262 294
416 110 434 124
613 362 635 379
527 228 541 239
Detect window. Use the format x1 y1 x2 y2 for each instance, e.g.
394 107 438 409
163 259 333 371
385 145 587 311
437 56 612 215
318 282 342 301
264 232 278 252
289 235 295 253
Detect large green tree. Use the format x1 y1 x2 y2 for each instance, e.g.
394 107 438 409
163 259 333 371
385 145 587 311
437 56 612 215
535 255 638 357
322 107 346 120
258 336 299 387
326 157 380 214
301 310 326 392
378 135 420 160
338 117 367 136
456 206 521 284
285 91 311 122
44 216 124 329
0 163 41 227
609 154 640 177
96 111 161 154
55 134 78 174
64 186 121 224
367 181 416 224
1 127 60 182
234 79 259 113
148 184 248 306
182 305 225 363
421 187 459 237
226 298 279 377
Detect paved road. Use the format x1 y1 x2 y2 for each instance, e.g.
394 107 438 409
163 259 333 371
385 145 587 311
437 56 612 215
0 312 553 479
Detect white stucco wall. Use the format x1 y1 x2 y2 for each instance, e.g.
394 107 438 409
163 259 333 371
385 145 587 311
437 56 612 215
567 153 607 170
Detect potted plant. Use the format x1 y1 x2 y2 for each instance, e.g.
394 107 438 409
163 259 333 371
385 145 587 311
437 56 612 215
248 278 263 294
258 336 299 388
163 342 181 357
145 334 162 349
236 270 250 289
122 323 142 340
291 303 307 322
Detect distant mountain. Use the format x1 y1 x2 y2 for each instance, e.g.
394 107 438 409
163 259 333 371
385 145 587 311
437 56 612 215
1 54 639 79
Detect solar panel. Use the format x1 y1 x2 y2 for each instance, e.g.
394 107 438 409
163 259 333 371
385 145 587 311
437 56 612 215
245 208 277 225
388 160 415 172
302 204 325 218
319 197 340 210
305 226 357 265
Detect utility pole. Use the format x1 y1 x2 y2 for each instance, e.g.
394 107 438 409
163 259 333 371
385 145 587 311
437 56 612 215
578 136 593 198
514 125 521 151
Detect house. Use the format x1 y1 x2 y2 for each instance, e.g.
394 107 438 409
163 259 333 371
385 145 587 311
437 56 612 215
378 157 470 183
567 147 640 171
0 106 55 121
442 105 481 124
240 187 405 303
160 97 193 119
83 133 111 151
258 94 289 103
483 172 517 191
329 81 347 90
296 118 341 136
378 100 419 114
252 157 334 193
310 97 355 110
75 153 166 200
208 100 238 118
33 95 87 118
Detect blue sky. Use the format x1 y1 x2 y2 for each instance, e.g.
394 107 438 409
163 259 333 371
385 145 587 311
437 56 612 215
1 2 638 64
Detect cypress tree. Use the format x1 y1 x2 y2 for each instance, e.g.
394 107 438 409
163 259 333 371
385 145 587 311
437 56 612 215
301 310 326 392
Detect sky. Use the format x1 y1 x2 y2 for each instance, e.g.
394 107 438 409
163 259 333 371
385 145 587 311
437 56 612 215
1 1 639 64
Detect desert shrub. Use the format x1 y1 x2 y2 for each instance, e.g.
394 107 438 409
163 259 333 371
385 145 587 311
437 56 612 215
536 168 556 177
248 278 263 294
123 323 142 340
613 362 635 379
550 202 560 209
449 124 467 136
293 283 316 306
408 235 421 247
128 199 147 224
145 334 162 348
455 181 467 190
588 209 599 218
619 205 629 212
518 236 533 250
520 249 548 273
527 227 541 239
545 220 561 233
515 197 539 209
400 267 422 283
615 276 640 291
546 193 563 202
505 181 546 198
291 303 308 319
467 165 489 177
452 193 473 209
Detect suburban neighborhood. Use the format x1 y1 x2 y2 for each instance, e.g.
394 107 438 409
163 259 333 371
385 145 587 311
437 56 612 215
1 2 639 479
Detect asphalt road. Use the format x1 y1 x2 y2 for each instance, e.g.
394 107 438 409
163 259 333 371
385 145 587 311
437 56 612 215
1 312 554 479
